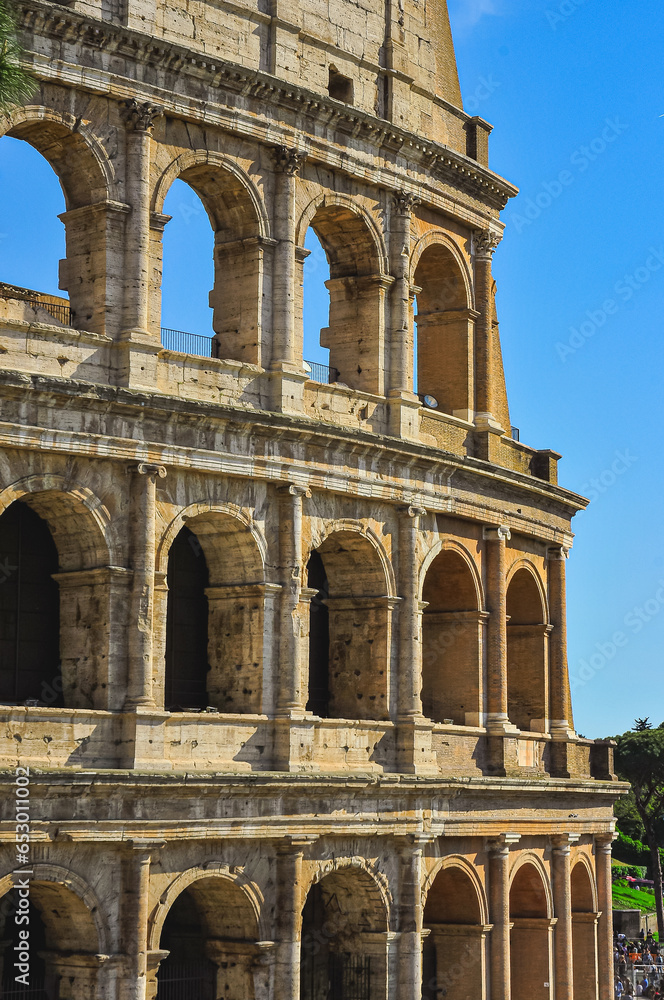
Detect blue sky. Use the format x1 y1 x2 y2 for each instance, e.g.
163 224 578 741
1 0 661 736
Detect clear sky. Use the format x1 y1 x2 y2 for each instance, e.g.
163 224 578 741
1 0 661 738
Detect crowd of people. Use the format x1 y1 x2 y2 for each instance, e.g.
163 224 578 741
615 931 664 997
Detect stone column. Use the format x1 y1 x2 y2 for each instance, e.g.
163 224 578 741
121 100 163 338
275 840 308 1000
270 146 307 413
547 546 574 735
473 229 502 430
483 526 515 775
595 835 615 1000
122 842 162 1000
552 835 577 1000
125 463 166 710
398 837 426 1000
273 484 314 770
388 192 421 439
488 835 519 1000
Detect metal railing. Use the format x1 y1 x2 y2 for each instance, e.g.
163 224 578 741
160 327 214 357
305 359 339 384
0 285 73 326
615 961 664 994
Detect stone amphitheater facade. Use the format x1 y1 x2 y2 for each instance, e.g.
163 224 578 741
0 0 621 997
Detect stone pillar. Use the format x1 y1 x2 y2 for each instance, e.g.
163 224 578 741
547 546 575 754
484 525 516 775
595 835 615 1000
125 463 166 710
270 147 308 413
473 229 503 432
275 840 308 1000
397 506 436 774
552 836 577 1000
488 835 519 1000
273 484 314 770
122 843 162 1000
388 192 421 440
145 950 169 1000
121 100 163 338
398 837 426 1000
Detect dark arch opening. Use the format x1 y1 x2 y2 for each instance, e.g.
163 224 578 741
157 889 217 1000
0 501 61 706
506 568 548 732
422 866 484 1000
165 525 210 710
421 549 481 726
306 550 330 717
0 891 50 998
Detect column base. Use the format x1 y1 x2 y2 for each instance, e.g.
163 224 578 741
113 332 162 390
388 390 421 441
396 716 439 774
120 709 171 770
268 365 308 416
272 712 321 772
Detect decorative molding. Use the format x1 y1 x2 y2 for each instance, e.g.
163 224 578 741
473 228 502 259
128 462 167 479
122 98 164 132
392 191 420 216
547 544 570 560
483 525 511 542
271 145 307 176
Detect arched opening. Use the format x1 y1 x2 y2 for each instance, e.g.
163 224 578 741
160 179 215 355
1 117 115 335
570 862 598 1000
0 501 61 706
306 531 390 721
306 550 330 717
156 160 265 365
300 868 388 1000
302 227 334 383
160 512 265 714
156 878 259 1000
165 526 210 710
300 205 386 394
422 865 486 1000
506 569 549 732
0 882 103 1000
421 550 483 726
0 488 114 710
413 244 473 419
509 863 552 1000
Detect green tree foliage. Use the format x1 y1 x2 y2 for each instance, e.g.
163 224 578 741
0 0 34 114
615 723 664 940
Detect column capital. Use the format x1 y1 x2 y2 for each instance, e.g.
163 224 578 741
594 832 617 852
392 190 421 216
551 833 581 852
277 482 311 499
272 145 307 175
547 544 571 560
473 228 502 259
127 462 167 480
483 524 511 542
399 504 427 520
487 832 521 854
122 98 164 132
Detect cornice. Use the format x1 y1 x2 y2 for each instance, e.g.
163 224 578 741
16 0 518 212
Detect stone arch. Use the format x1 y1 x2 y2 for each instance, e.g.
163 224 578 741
419 539 484 609
0 864 109 954
0 479 118 710
148 866 266 950
305 524 393 720
300 861 391 1000
0 106 120 335
506 563 550 732
152 150 270 364
420 542 485 726
1 105 116 209
509 857 554 1000
156 504 267 712
308 520 395 597
422 855 488 924
411 231 474 419
305 858 392 928
297 194 389 394
422 857 489 1000
571 854 598 912
150 869 263 1000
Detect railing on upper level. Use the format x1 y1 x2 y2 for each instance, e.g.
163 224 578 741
304 360 339 384
160 327 215 357
0 283 73 326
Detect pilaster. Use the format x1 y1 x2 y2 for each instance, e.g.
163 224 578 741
595 834 616 1000
388 192 421 440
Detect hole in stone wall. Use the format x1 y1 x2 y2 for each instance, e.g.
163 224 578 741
328 66 354 104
